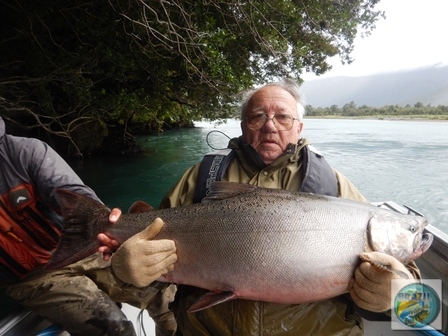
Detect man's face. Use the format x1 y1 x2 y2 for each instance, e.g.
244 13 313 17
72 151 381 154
241 86 303 165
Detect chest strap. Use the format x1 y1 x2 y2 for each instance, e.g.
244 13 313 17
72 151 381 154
193 145 338 203
193 149 234 203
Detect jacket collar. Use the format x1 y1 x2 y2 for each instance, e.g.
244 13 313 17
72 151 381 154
228 136 309 173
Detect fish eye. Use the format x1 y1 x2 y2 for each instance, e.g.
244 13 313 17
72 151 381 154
409 225 416 233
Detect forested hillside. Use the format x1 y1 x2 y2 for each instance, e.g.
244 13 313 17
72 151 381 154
301 65 448 107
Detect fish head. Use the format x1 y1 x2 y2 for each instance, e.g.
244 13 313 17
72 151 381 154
367 211 433 264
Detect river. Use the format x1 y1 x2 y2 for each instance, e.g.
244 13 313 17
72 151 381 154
71 118 448 233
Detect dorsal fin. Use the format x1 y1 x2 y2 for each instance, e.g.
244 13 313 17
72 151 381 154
128 200 154 214
202 182 257 203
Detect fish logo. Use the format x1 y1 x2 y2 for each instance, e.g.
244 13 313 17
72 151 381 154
392 280 442 331
8 187 31 209
16 196 27 204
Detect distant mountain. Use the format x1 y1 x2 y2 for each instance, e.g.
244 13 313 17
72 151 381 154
301 65 448 108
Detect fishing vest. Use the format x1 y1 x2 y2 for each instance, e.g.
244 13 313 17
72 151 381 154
0 183 61 284
193 144 338 203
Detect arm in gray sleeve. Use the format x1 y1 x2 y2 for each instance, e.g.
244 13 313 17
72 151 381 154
23 138 102 209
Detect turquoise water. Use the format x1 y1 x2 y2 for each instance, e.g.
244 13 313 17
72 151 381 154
72 118 448 232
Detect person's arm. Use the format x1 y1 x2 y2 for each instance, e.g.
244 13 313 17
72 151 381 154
23 137 122 240
334 169 369 203
158 163 200 209
23 138 101 206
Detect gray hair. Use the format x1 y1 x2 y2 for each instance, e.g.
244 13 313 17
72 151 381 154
240 78 306 121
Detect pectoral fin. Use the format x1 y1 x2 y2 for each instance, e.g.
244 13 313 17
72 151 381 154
187 291 236 313
359 252 411 279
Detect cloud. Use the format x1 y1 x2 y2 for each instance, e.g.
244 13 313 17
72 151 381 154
303 0 448 80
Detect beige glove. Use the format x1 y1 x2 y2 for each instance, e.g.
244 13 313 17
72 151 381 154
349 251 414 312
111 217 177 287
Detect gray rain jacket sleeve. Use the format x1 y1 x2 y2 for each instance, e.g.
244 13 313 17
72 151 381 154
0 117 101 209
0 116 102 281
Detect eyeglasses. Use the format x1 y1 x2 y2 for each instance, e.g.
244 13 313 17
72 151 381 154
245 114 299 131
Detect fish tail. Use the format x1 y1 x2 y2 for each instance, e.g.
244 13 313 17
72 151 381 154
45 189 111 270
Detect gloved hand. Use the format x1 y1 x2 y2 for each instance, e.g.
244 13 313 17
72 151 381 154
111 217 177 287
349 251 414 312
98 200 155 260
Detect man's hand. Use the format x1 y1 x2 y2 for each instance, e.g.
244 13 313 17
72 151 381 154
349 251 414 312
97 208 122 261
111 217 177 287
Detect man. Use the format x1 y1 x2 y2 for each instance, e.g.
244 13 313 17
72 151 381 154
105 79 419 335
0 116 176 336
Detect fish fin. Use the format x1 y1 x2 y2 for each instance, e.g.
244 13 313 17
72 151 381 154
202 182 257 202
359 252 411 279
187 291 236 313
128 200 154 213
45 189 111 270
389 268 410 279
367 260 410 279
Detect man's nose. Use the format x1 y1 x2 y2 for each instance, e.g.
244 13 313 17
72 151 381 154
262 117 277 130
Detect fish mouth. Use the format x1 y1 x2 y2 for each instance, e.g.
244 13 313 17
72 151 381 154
413 232 434 258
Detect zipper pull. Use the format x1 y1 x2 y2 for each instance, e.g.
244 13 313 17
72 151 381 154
6 230 23 242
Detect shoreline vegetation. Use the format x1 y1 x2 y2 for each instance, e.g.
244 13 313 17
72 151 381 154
306 115 448 121
304 102 448 122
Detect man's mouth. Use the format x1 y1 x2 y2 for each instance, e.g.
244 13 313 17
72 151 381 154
261 139 277 144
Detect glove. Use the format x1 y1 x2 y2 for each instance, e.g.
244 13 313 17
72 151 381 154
349 251 414 312
111 217 177 287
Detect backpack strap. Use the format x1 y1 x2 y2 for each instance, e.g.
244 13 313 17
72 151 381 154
193 149 235 203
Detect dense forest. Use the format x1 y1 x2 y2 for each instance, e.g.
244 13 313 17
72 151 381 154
0 0 385 156
306 102 448 119
1 0 432 158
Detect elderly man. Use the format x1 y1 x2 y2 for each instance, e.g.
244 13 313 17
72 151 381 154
103 79 418 335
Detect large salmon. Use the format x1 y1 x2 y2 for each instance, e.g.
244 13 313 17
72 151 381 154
47 182 433 312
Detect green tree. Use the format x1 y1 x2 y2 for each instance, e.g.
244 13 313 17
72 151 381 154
329 104 340 115
414 102 424 108
342 101 357 116
0 0 384 156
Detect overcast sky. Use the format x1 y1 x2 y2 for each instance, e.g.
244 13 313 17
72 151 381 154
302 0 448 81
